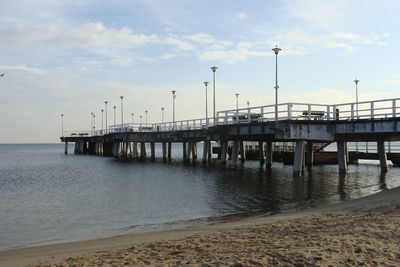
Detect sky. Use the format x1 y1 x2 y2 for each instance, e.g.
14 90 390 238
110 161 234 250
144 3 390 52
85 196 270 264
0 0 399 143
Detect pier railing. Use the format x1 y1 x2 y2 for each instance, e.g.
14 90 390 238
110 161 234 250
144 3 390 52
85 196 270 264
66 97 399 135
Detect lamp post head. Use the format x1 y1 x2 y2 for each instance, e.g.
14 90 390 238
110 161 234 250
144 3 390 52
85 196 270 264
162 107 164 111
354 78 359 85
272 45 281 55
61 113 64 117
105 101 108 104
247 100 250 106
145 110 148 114
210 66 218 72
113 106 116 109
235 93 239 98
203 81 209 87
120 96 124 100
131 113 133 116
101 109 104 113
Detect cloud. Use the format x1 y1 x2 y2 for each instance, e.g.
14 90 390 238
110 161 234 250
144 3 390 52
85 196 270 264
325 41 354 53
184 33 215 44
237 13 248 20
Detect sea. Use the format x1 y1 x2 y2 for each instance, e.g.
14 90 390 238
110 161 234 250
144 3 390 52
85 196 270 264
0 143 399 251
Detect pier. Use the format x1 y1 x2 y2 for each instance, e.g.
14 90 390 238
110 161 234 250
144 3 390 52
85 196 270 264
61 98 400 176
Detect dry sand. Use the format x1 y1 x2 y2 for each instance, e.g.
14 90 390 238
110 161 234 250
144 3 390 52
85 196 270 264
1 187 399 267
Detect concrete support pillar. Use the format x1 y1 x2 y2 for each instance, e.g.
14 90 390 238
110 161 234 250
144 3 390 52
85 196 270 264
64 142 68 154
231 140 239 166
167 142 172 161
207 141 212 161
266 141 273 169
192 142 197 161
150 142 155 160
202 140 209 163
377 141 388 172
307 142 313 168
344 142 349 164
186 141 192 161
293 140 305 176
182 142 187 161
221 141 228 164
140 142 146 160
337 141 348 174
258 141 265 167
132 142 138 158
112 142 117 157
162 142 167 161
239 141 246 162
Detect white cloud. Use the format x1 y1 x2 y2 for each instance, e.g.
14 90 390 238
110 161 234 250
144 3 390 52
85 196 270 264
184 33 215 44
237 13 248 20
163 36 196 50
325 41 354 53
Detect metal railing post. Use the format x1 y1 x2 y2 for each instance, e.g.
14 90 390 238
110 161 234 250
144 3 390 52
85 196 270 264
327 106 331 120
287 104 292 120
351 103 354 120
371 102 374 119
393 99 396 118
307 104 311 120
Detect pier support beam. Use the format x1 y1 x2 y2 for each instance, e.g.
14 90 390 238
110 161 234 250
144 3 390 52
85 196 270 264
266 141 273 169
231 140 239 166
186 141 192 161
239 141 246 163
167 142 172 161
258 141 265 167
150 142 155 161
337 141 348 174
377 141 388 172
132 142 138 158
140 142 146 160
64 142 68 154
306 142 313 168
192 142 197 161
202 140 209 163
293 140 305 176
162 142 167 161
182 142 187 161
221 141 228 164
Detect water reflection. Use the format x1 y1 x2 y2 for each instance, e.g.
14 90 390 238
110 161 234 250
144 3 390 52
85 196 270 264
0 144 399 250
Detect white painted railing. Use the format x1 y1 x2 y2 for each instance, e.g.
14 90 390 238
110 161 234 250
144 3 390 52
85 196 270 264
65 98 399 135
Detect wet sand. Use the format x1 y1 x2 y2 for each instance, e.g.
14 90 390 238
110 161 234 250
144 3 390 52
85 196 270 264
1 187 399 266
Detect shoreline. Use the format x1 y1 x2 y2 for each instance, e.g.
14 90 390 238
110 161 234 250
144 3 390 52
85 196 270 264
1 186 399 266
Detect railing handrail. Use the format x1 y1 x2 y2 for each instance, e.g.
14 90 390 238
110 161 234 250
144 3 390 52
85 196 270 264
63 97 399 135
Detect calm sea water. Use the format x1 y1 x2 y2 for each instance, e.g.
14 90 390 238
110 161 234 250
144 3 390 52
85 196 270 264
0 143 399 250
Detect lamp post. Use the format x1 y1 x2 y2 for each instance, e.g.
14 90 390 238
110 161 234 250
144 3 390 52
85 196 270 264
131 113 134 125
161 107 165 124
354 78 359 118
104 101 108 134
203 81 209 127
90 112 93 136
247 100 250 109
139 115 142 132
101 109 104 134
272 45 281 122
61 114 64 137
210 66 218 125
171 90 176 130
113 106 116 126
93 113 96 135
145 110 148 127
120 96 124 126
235 93 239 110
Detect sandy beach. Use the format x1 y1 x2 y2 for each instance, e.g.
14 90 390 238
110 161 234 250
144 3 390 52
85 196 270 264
1 187 399 266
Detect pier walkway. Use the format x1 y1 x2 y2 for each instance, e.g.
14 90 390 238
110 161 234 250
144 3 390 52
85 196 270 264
61 98 400 176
